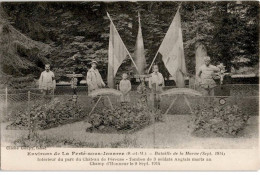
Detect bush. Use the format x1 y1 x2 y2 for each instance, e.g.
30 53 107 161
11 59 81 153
190 103 250 137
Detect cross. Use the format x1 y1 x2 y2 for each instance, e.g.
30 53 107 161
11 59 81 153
216 63 228 85
66 73 83 97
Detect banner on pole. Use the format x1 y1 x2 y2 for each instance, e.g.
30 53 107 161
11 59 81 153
133 12 146 75
107 13 128 88
149 8 187 87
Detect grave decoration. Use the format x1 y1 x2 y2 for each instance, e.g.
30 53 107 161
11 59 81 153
190 103 251 137
86 98 164 134
87 88 123 116
66 73 83 96
160 88 202 115
6 97 86 130
215 63 229 85
136 74 151 103
86 82 164 134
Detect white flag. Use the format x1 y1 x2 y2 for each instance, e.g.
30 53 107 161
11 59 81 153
133 12 146 74
158 9 187 88
107 12 129 88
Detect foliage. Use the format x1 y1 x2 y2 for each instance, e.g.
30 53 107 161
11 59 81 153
6 97 86 130
1 1 259 86
0 3 51 87
0 75 35 89
190 103 250 137
86 99 164 133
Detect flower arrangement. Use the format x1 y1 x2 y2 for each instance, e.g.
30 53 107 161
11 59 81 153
216 63 228 84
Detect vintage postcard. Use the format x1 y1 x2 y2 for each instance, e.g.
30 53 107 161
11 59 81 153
0 0 259 171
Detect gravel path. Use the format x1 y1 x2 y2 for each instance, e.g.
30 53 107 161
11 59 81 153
1 115 258 148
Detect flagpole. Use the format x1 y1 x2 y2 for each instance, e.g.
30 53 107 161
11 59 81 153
138 11 141 24
147 3 182 73
107 12 140 74
147 51 159 73
177 2 182 11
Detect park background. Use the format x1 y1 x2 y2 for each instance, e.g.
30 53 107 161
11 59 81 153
0 1 259 88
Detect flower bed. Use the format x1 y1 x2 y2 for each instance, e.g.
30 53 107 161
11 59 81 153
6 95 164 134
86 98 164 134
190 103 251 137
6 98 86 130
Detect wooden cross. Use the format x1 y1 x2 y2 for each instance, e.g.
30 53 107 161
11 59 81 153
66 73 83 97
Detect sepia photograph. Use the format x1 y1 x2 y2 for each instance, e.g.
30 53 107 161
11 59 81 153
0 0 259 170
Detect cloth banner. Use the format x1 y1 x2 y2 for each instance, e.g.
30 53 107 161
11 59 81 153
158 9 187 88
